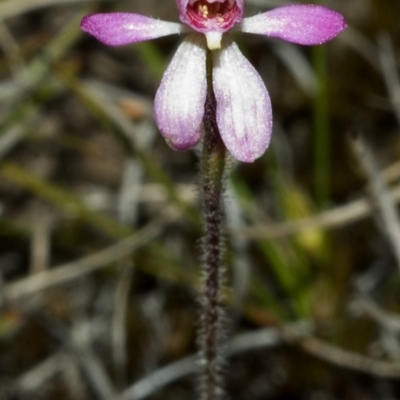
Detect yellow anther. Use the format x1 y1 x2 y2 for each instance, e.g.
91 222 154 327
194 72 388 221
198 4 209 18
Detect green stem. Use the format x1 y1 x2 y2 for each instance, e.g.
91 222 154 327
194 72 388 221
198 49 227 400
313 2 330 209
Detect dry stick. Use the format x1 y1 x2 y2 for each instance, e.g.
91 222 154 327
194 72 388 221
112 266 133 389
198 49 227 400
18 351 71 393
0 0 108 20
120 327 289 400
378 33 400 126
0 19 25 79
241 182 400 240
17 321 400 400
6 162 400 301
71 322 118 400
4 208 175 301
351 297 400 334
352 297 400 362
121 321 400 400
239 154 400 240
297 336 400 379
351 136 400 271
18 322 118 397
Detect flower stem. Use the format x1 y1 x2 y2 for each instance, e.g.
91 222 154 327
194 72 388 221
198 49 227 400
313 36 330 209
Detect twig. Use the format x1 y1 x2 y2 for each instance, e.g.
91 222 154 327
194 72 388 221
118 160 145 225
121 319 400 400
112 266 133 388
17 320 115 397
239 182 400 239
16 319 400 400
298 335 400 378
339 28 379 71
226 183 251 312
0 18 25 79
350 297 400 362
4 207 176 301
270 41 315 95
17 350 70 393
121 356 197 400
350 297 400 334
71 321 118 400
351 135 400 271
378 33 400 126
29 204 52 274
0 109 38 159
121 322 309 400
0 0 110 20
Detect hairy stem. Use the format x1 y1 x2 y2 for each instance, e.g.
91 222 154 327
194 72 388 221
198 49 227 400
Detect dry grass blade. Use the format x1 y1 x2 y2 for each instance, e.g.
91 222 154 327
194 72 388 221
4 207 177 301
17 351 71 393
0 0 108 20
120 320 400 400
112 266 133 388
71 322 118 400
351 135 400 271
299 336 400 379
237 184 400 239
119 324 306 400
378 33 400 125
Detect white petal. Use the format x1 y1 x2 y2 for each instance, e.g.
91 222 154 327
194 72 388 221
154 34 207 150
212 38 272 162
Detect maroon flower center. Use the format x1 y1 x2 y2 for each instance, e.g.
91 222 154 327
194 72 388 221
186 0 241 31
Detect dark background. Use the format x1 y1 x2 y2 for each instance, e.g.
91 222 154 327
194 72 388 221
1 0 400 399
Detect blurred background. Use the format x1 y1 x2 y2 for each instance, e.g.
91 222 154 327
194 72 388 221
1 0 400 399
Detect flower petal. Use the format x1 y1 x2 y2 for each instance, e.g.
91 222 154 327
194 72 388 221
212 38 272 162
241 5 347 45
154 34 207 151
80 13 183 46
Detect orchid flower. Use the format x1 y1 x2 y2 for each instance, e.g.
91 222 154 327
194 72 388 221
81 1 346 162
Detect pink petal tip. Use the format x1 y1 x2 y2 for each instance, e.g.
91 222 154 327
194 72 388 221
80 13 182 46
241 5 347 45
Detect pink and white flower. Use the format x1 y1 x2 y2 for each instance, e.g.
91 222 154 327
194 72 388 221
81 1 346 162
